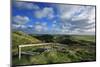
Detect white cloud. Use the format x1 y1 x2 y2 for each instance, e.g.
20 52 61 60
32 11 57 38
12 15 31 30
42 22 47 26
28 25 33 28
84 27 95 33
34 7 54 19
34 22 48 32
52 20 57 27
15 2 40 10
57 5 95 34
88 7 95 23
34 24 43 32
12 24 21 29
13 15 30 25
71 6 95 23
58 5 84 19
12 24 27 29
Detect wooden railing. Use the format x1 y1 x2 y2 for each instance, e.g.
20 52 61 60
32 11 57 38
18 43 52 60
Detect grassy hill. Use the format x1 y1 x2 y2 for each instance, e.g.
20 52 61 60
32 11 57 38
12 31 41 55
12 32 96 66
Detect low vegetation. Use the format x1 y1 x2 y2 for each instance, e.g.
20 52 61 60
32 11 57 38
12 31 96 66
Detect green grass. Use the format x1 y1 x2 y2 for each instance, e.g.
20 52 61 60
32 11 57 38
12 31 41 55
12 31 96 65
71 35 95 42
12 45 96 65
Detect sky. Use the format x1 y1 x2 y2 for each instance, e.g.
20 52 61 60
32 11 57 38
12 1 96 35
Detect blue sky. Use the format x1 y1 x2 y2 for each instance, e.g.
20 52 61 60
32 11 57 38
12 1 96 35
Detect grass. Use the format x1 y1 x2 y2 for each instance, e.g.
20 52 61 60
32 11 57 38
12 44 96 65
12 31 96 66
12 31 41 55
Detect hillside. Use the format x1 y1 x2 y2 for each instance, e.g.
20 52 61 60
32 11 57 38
12 33 96 65
12 31 41 54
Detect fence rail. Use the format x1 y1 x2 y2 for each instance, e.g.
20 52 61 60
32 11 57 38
18 43 53 60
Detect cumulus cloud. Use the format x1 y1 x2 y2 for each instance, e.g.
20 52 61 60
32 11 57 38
12 2 95 35
34 7 54 19
52 20 57 27
15 2 40 10
12 15 31 31
34 22 48 32
13 15 30 25
12 24 27 29
12 24 35 32
57 5 83 19
28 25 33 28
57 5 95 34
34 24 42 32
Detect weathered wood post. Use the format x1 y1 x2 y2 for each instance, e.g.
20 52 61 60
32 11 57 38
18 45 21 60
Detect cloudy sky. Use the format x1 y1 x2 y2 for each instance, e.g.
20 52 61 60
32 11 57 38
12 1 96 35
